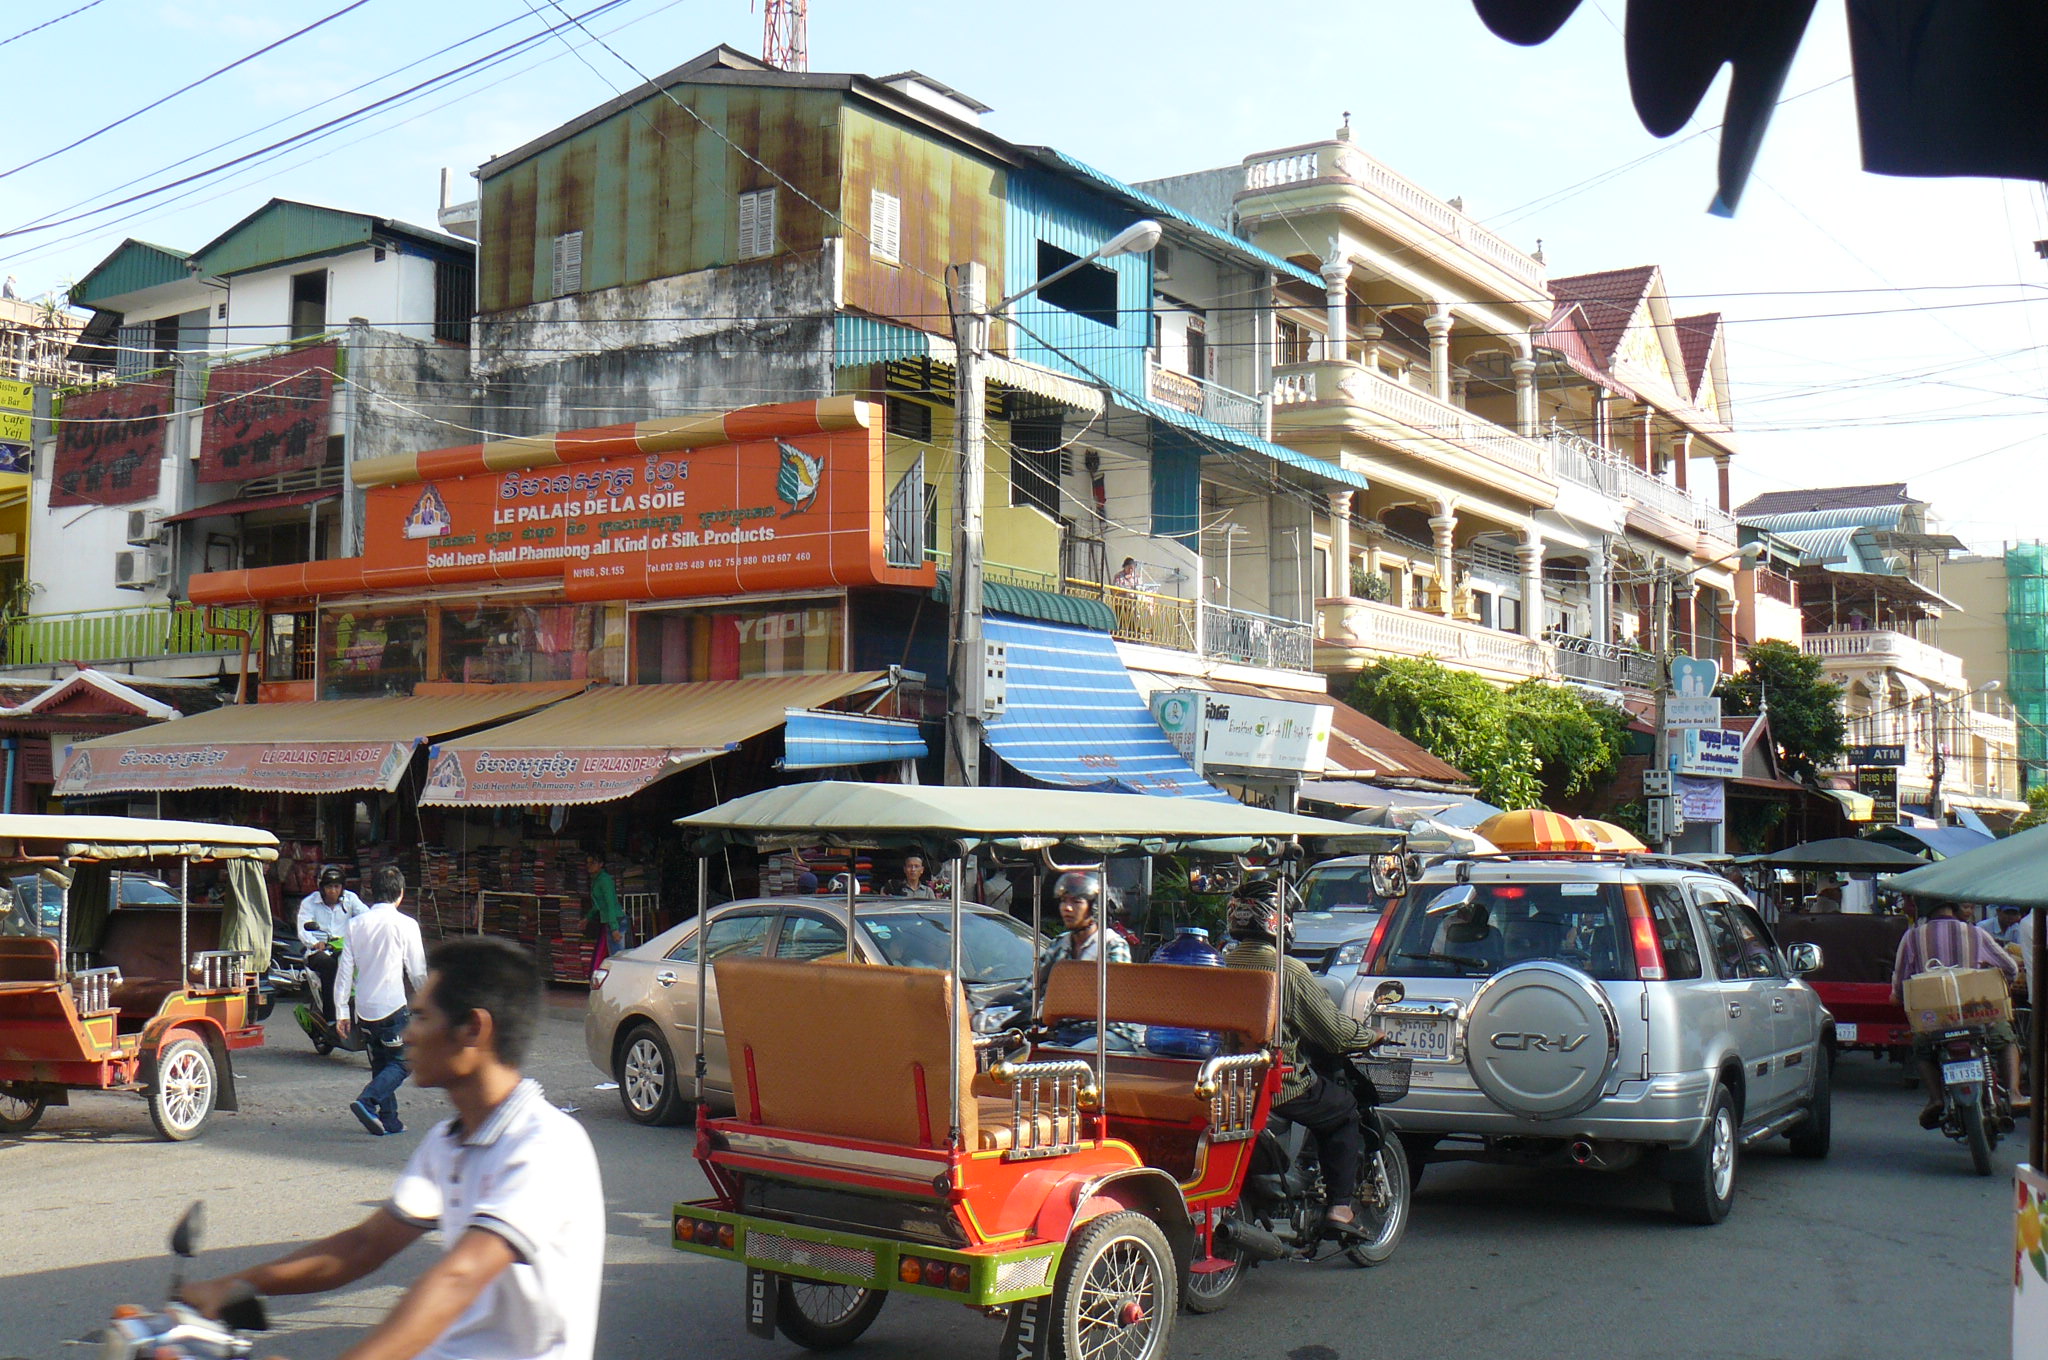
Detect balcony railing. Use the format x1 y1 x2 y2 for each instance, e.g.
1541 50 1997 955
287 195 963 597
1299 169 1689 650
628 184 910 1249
1802 630 1967 689
4 604 259 667
1548 428 1737 544
885 456 926 569
1549 633 1659 692
1066 578 1198 654
1145 355 1264 438
1272 360 1551 482
1241 141 1545 286
1320 596 1552 681
1200 600 1313 672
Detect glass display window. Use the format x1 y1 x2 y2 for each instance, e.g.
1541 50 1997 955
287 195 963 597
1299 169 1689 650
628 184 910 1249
632 597 844 683
318 603 430 698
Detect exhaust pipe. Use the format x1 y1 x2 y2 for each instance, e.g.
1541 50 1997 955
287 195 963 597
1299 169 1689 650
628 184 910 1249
1569 1140 1596 1166
1217 1218 1292 1263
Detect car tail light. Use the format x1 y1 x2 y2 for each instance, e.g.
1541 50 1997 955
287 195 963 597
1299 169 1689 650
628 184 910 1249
1359 903 1399 974
589 967 609 989
1622 886 1666 981
949 1264 971 1291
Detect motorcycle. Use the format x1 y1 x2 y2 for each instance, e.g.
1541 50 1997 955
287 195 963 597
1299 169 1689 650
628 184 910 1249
294 940 366 1057
85 1203 270 1359
1187 1047 1413 1313
265 926 309 996
1931 1022 2015 1176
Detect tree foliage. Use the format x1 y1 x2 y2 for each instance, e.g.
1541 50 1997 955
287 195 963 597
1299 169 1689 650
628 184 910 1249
1717 640 1846 780
2014 785 2048 833
1345 658 1628 809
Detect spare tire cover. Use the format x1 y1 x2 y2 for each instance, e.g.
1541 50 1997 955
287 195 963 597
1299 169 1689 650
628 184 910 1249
1463 962 1619 1119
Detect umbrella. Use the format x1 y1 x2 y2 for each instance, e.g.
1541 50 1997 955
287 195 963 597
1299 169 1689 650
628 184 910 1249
1882 823 2048 909
1299 781 1502 829
1732 838 1927 871
1577 818 1648 852
1477 808 1596 853
1349 805 1498 858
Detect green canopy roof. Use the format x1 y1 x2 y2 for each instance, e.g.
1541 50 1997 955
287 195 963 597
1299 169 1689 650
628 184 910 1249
1733 837 1926 871
677 780 1400 855
932 571 1117 632
1882 823 2048 908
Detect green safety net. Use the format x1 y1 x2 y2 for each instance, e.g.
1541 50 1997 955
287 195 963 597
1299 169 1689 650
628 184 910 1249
2008 544 2048 793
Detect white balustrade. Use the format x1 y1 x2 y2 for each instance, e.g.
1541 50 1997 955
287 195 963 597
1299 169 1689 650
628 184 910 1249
1802 631 1968 688
1323 597 1551 680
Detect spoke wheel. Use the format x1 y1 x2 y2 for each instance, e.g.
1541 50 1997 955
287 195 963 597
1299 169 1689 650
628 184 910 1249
617 1024 689 1126
148 1036 217 1141
1344 1134 1413 1266
1054 1211 1176 1360
1181 1240 1245 1315
774 1276 885 1351
0 1085 46 1134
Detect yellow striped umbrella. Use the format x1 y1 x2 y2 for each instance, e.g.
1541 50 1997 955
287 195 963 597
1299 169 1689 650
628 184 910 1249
1576 818 1649 852
1476 808 1598 852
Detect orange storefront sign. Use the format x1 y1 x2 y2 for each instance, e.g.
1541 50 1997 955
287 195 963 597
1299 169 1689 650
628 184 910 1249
188 398 934 606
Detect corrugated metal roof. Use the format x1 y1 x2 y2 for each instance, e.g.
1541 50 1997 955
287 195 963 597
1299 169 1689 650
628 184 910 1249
1741 504 1906 534
932 571 1118 632
192 199 472 279
1128 389 1371 493
72 688 571 748
433 673 888 752
1737 482 1917 517
833 315 1106 414
71 240 191 308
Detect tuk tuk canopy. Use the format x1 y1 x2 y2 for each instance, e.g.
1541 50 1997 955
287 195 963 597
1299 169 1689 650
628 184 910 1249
677 782 1401 856
1883 823 2048 909
0 814 280 864
1732 837 1926 871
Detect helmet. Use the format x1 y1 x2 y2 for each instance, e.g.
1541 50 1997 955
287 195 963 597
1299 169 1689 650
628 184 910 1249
1052 871 1102 905
1226 877 1289 944
317 866 345 887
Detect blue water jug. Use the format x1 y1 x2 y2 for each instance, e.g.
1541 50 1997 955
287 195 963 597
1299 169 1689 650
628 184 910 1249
1146 927 1225 1059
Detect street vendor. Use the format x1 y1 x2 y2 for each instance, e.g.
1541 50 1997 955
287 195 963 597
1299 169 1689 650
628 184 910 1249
1891 895 2024 1126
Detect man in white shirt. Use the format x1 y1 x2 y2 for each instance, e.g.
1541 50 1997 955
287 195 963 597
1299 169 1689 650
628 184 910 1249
336 865 428 1136
299 866 369 1024
182 937 604 1360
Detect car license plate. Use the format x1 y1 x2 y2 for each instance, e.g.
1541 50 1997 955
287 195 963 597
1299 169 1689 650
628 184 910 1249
1942 1059 1986 1086
1834 1023 1857 1043
1382 1017 1450 1060
1407 1064 1474 1089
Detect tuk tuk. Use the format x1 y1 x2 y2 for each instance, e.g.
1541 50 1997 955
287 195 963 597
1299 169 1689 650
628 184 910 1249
0 814 278 1140
666 783 1401 1360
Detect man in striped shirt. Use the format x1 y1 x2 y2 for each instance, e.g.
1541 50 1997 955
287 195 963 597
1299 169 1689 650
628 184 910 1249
1892 898 2022 1125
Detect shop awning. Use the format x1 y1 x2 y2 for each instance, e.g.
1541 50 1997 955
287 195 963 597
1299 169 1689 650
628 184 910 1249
418 673 893 807
162 487 339 523
781 708 927 770
52 687 573 796
1822 788 1876 821
982 615 1227 800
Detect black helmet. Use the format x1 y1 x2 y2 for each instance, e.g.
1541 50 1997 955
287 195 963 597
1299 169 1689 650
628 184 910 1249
318 865 346 887
1226 877 1289 944
1052 870 1102 904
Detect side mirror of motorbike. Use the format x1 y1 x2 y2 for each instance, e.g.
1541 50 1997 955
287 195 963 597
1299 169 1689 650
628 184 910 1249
1785 942 1822 976
1423 884 1476 917
1372 980 1406 1008
170 1201 204 1259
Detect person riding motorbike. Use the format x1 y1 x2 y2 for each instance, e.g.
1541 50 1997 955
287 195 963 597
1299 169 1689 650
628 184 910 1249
1034 871 1139 1051
299 866 368 1025
1222 876 1387 1236
1892 896 2024 1126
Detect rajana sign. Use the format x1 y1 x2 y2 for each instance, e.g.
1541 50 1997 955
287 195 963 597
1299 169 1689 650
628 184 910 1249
50 377 169 507
197 344 336 483
53 738 417 795
419 745 716 806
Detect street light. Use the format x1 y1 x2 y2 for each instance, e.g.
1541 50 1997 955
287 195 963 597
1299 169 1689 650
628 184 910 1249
1929 678 2000 824
1652 542 1762 852
944 220 1164 787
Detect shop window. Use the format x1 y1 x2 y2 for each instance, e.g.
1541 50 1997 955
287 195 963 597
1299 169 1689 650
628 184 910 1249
433 258 473 344
1499 597 1522 633
432 600 608 685
1279 316 1313 366
1036 242 1118 328
632 599 844 683
869 191 901 265
264 610 317 682
885 396 932 442
319 604 429 698
1010 412 1063 517
290 270 327 341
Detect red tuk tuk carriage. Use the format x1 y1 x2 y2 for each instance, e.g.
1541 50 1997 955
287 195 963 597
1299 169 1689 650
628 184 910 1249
665 783 1404 1360
0 815 278 1139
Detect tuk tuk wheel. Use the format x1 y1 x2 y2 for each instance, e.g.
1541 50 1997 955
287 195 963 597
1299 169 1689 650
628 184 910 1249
149 1035 217 1141
774 1277 886 1351
1052 1211 1177 1360
0 1084 46 1134
1180 1242 1245 1314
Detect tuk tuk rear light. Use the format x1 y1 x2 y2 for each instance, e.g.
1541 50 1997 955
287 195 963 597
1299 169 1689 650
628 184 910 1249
717 1224 735 1250
949 1264 972 1291
590 967 609 989
693 1220 720 1246
900 1256 924 1284
1623 887 1666 981
922 1259 949 1288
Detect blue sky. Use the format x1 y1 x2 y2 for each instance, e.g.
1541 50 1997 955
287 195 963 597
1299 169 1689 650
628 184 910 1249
5 0 2044 550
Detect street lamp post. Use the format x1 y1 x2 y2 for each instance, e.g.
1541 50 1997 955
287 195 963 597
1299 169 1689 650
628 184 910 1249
1652 543 1760 853
945 219 1164 787
1928 678 2000 824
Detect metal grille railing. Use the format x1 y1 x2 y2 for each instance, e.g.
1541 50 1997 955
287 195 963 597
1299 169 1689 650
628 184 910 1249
1199 600 1314 671
885 456 926 568
194 950 252 991
6 604 259 666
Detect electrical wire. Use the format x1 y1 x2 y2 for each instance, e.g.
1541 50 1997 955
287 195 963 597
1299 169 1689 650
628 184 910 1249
0 0 110 50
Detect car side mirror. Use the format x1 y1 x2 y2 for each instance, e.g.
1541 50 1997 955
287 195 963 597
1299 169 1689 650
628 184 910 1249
1423 884 1476 917
1786 942 1822 975
1372 980 1406 1008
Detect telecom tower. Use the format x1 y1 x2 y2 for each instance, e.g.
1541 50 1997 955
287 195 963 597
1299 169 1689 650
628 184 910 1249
763 0 807 71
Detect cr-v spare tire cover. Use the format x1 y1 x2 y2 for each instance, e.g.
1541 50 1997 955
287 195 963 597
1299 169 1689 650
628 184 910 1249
1463 961 1620 1119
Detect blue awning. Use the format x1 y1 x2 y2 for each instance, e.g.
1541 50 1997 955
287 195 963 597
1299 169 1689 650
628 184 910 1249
982 614 1229 800
781 709 928 770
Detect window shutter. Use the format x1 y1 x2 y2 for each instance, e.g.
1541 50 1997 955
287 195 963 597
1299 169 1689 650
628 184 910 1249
551 230 584 297
738 189 776 259
870 191 900 264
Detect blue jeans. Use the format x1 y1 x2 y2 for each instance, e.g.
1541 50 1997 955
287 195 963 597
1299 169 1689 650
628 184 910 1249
357 1008 410 1125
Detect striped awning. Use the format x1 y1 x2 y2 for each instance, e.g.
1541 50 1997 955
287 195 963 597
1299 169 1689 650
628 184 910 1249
833 314 1106 415
781 708 927 770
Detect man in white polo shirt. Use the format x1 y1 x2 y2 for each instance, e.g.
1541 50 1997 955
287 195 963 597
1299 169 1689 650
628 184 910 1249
182 937 604 1359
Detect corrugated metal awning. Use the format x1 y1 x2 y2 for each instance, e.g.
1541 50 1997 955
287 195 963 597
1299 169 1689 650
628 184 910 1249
781 708 927 770
163 487 339 523
53 687 574 796
933 570 1117 632
418 673 893 806
835 314 1107 415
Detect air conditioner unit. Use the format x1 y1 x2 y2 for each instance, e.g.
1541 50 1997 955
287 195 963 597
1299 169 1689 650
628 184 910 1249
113 547 170 589
125 508 165 546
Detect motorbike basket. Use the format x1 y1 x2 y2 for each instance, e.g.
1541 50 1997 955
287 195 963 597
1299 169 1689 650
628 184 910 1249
1358 1057 1412 1104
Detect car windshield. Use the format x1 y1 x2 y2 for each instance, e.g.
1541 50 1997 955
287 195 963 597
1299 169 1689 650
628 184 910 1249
1374 881 1634 980
1299 866 1391 913
114 875 181 905
864 910 1039 983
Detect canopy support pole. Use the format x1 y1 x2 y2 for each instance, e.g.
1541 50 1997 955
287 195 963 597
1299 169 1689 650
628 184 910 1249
948 860 965 1151
846 860 858 962
693 858 708 1106
179 860 190 976
2034 906 2044 1171
1095 856 1109 1144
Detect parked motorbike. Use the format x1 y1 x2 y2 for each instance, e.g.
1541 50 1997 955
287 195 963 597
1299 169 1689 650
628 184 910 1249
294 941 365 1057
94 1203 269 1359
265 926 309 995
1931 1022 2014 1176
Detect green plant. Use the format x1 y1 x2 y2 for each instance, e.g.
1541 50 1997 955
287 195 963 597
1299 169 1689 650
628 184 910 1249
1346 657 1543 809
1148 858 1231 937
1717 640 1846 781
1605 801 1648 838
1502 680 1630 797
1349 564 1391 601
2015 786 2048 833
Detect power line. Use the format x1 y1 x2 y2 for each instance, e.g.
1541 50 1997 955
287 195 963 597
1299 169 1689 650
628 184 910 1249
0 0 111 50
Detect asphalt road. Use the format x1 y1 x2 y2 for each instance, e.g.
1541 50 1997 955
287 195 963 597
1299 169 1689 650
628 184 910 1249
0 995 2018 1360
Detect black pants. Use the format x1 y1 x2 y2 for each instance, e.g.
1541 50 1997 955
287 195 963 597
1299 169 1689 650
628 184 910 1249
306 947 341 1024
1274 1073 1364 1207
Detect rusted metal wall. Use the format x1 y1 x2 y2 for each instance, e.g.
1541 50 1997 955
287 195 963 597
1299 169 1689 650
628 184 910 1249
480 85 845 314
839 105 1005 342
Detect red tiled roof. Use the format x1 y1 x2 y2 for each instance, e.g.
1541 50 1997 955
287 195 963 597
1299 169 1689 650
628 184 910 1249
1673 312 1720 399
1548 266 1657 367
1735 483 1916 517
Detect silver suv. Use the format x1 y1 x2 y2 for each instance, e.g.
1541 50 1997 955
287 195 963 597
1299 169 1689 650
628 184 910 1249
1340 854 1832 1224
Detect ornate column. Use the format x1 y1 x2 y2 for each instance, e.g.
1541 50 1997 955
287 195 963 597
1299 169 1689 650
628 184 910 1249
1672 431 1692 492
1589 539 1611 644
1425 308 1454 403
1359 314 1384 371
1512 346 1538 436
1327 490 1353 597
1635 407 1654 471
1714 453 1732 512
1518 529 1545 640
1429 501 1457 617
1321 258 1353 363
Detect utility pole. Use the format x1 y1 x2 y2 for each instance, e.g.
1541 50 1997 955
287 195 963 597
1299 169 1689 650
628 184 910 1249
945 262 988 787
1653 568 1673 853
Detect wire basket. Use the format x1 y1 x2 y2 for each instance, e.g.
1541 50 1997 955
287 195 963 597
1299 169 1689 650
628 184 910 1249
1358 1057 1412 1104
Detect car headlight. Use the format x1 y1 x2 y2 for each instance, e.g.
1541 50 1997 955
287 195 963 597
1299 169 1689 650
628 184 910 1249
974 1005 1020 1034
1331 940 1368 969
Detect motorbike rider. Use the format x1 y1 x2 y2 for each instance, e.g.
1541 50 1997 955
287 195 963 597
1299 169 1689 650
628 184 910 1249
1891 895 2024 1126
300 866 368 1025
1222 876 1388 1237
1034 871 1139 1051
